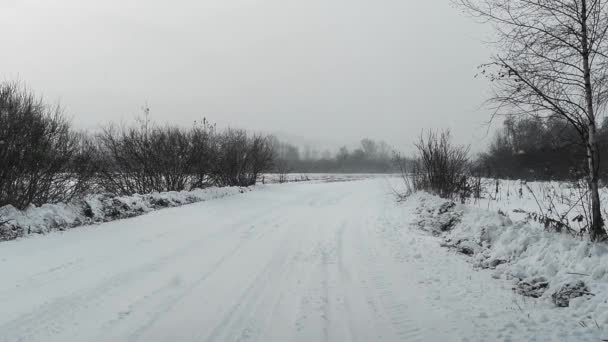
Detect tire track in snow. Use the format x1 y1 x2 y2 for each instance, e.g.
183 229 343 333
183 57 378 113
372 194 525 341
0 209 291 342
120 215 293 341
124 191 329 342
363 236 425 342
200 229 295 342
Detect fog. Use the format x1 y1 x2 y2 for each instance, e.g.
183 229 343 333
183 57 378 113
0 0 493 152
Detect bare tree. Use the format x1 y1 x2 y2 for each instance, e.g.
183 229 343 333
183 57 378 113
248 134 275 184
212 129 274 187
413 130 471 200
0 82 94 209
392 152 415 199
457 0 608 241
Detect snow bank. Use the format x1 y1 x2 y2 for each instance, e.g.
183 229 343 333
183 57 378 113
0 186 251 241
412 191 608 326
0 174 386 242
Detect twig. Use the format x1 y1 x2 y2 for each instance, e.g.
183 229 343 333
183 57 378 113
512 299 525 313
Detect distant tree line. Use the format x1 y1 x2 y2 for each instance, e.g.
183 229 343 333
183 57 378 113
270 138 398 174
476 116 608 181
0 82 274 210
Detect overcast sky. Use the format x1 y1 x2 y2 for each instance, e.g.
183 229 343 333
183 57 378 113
0 0 494 153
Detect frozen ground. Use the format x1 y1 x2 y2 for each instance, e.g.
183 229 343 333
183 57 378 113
0 178 601 341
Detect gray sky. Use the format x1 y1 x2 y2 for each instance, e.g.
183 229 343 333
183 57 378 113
0 0 494 153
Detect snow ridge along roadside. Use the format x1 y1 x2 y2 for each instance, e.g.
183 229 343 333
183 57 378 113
0 186 252 241
411 191 608 336
0 174 384 242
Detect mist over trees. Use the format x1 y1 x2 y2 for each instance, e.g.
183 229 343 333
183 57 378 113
271 138 397 174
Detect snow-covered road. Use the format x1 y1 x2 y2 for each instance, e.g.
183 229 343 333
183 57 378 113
0 179 585 341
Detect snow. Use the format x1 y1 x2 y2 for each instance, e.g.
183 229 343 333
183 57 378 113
411 190 608 340
0 173 386 240
0 178 605 341
0 186 251 239
467 178 608 233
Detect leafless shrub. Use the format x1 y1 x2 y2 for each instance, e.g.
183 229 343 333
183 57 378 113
392 152 414 201
0 82 93 209
188 119 218 189
95 124 185 195
248 134 275 184
522 182 590 237
94 113 218 195
412 130 471 201
212 129 274 187
275 160 291 184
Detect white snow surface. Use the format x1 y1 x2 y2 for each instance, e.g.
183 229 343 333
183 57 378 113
0 178 604 341
0 186 251 238
412 190 608 340
468 178 608 233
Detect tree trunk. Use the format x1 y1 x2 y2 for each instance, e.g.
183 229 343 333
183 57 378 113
581 0 607 241
588 127 605 241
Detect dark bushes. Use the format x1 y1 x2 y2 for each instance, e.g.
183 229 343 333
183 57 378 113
477 116 588 181
212 129 274 187
94 119 215 195
95 122 274 195
412 130 471 200
0 83 94 209
0 81 275 209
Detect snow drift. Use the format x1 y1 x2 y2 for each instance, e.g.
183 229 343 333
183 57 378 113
412 192 608 325
0 186 251 241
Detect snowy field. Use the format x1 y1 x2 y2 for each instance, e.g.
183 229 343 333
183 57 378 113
467 178 608 233
0 177 606 341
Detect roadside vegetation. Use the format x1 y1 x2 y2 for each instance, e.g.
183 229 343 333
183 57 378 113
396 0 608 244
0 82 274 210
